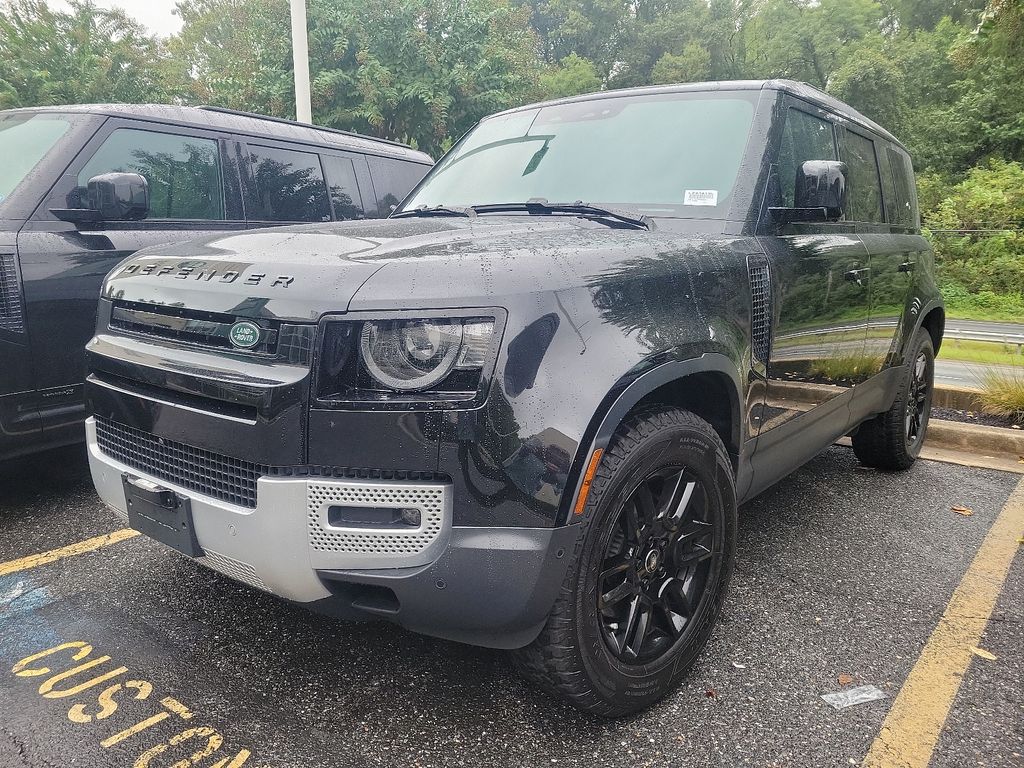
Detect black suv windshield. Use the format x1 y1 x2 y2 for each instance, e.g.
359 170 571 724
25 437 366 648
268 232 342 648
0 113 73 207
401 91 756 218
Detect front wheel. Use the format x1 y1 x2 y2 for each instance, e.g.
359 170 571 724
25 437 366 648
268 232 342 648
512 407 737 717
852 328 935 471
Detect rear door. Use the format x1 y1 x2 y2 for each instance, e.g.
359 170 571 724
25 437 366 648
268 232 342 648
17 118 244 443
838 128 922 420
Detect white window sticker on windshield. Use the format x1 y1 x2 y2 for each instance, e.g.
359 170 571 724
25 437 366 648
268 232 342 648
684 189 718 206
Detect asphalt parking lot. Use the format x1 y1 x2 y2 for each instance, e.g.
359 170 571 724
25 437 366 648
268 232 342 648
1 445 1021 768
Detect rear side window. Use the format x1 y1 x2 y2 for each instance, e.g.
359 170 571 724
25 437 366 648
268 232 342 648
841 130 883 223
887 147 918 228
321 155 365 220
248 145 330 222
367 157 429 217
78 129 225 220
778 108 836 208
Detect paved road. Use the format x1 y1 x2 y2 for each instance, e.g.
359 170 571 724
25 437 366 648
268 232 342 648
0 445 1021 767
944 319 1024 342
935 358 1023 389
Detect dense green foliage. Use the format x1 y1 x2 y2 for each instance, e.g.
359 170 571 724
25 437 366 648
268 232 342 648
0 0 1021 317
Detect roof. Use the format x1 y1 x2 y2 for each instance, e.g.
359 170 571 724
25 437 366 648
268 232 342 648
489 79 903 149
2 103 434 164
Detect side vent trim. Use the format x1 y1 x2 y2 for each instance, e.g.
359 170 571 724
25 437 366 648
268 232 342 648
748 254 772 364
0 254 24 334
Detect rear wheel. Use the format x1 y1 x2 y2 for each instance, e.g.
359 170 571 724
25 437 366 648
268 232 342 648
512 407 737 717
852 328 935 470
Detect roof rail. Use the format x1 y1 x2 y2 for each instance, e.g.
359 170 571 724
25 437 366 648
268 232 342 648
196 105 413 150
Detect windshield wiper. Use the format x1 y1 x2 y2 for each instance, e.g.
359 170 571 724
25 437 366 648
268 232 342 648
471 199 652 230
391 204 476 219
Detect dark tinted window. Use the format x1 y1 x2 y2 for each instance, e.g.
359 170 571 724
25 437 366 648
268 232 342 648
79 129 224 220
367 157 429 217
249 145 330 222
842 130 883 222
887 147 918 227
322 155 365 220
778 109 836 207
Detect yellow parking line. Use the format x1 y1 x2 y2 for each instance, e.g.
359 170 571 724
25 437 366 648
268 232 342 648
862 476 1024 768
0 529 140 577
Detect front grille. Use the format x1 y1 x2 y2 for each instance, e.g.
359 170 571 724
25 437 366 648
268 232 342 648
0 254 24 333
95 417 268 508
109 300 279 355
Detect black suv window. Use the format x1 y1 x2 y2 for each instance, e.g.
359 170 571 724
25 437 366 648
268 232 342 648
887 147 917 228
322 155 365 221
78 129 225 220
367 156 428 217
841 130 884 223
248 145 330 222
778 108 836 208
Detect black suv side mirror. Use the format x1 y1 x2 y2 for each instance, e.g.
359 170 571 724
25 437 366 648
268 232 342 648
51 172 150 225
87 173 150 220
770 160 848 224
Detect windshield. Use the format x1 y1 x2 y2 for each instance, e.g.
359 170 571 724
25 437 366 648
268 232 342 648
0 114 72 206
402 91 756 217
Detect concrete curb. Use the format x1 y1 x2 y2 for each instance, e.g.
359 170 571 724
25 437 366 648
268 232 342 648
771 380 986 412
926 419 1024 456
930 385 983 411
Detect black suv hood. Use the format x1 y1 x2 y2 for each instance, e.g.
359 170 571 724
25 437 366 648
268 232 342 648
101 216 717 322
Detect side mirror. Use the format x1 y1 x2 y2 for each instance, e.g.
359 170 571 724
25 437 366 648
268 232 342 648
50 172 149 225
87 172 149 220
769 160 848 224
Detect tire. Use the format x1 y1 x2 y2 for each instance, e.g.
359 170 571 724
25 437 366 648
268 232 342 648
852 327 935 471
512 406 737 717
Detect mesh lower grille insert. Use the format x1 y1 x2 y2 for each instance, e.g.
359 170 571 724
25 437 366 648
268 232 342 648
95 417 268 508
308 483 445 556
748 254 772 364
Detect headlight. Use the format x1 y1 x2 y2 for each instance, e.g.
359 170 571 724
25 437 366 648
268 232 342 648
361 319 493 391
315 313 501 407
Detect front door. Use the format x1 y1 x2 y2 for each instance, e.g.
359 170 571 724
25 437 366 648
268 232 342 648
750 101 872 494
17 120 245 447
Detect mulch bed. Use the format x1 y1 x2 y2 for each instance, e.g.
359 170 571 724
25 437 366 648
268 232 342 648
931 406 1022 430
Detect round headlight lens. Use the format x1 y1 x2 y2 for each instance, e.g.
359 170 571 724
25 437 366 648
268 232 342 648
360 319 464 391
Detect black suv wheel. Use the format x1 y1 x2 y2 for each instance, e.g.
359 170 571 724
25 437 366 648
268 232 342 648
513 407 737 716
852 328 935 471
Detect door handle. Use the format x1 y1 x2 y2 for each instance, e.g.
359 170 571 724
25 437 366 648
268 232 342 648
844 267 871 285
898 261 915 273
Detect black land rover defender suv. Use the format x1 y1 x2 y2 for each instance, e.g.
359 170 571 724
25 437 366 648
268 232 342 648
86 80 943 716
0 104 431 461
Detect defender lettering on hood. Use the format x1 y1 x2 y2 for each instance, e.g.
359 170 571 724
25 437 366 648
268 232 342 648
118 261 295 288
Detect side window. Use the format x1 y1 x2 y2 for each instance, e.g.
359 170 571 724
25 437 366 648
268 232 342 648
778 108 836 208
366 157 430 218
841 130 884 223
887 147 918 228
321 155 365 221
78 129 224 220
248 145 330 222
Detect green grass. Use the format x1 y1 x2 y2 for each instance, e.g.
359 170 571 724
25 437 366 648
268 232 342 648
938 339 1024 366
977 368 1024 424
807 351 884 382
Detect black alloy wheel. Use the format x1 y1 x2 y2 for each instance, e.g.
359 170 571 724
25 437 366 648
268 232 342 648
598 466 716 664
905 350 931 447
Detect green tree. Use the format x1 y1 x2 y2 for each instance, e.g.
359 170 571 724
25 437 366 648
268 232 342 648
0 0 169 108
169 0 294 116
538 53 601 98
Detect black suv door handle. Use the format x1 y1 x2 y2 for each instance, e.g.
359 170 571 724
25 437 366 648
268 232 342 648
844 267 871 283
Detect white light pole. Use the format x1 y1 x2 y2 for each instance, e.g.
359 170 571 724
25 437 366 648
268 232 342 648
290 0 312 124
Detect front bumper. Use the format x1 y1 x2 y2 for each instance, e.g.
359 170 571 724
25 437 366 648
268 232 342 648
86 417 578 648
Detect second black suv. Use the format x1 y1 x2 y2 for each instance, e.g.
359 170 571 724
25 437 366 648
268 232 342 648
86 80 943 715
0 104 431 460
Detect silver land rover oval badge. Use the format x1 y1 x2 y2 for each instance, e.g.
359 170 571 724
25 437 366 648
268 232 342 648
228 321 261 349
